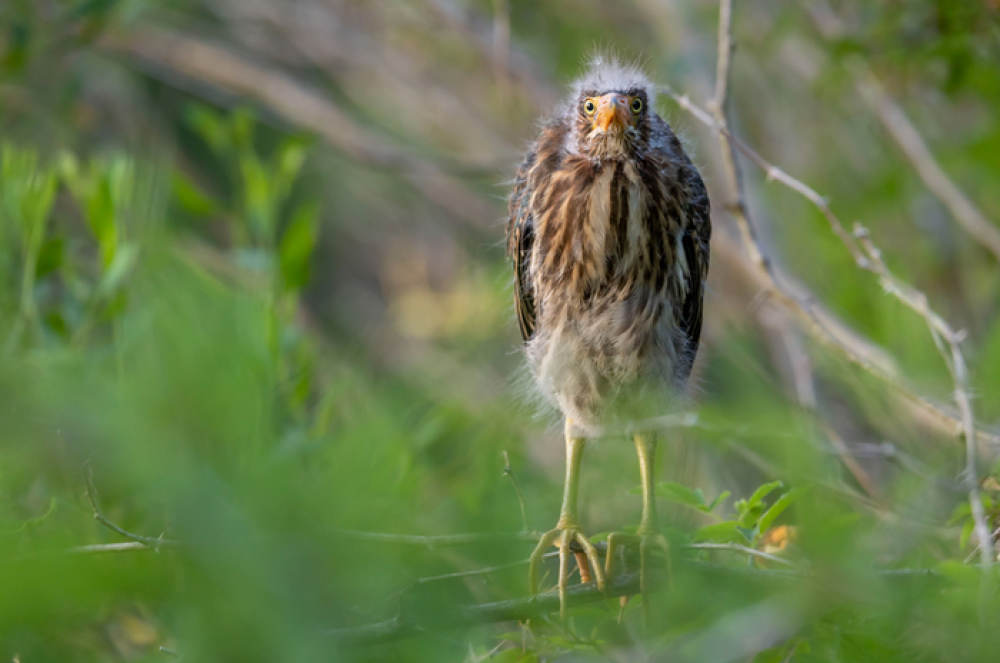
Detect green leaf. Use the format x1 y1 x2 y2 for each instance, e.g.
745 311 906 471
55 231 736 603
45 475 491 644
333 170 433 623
746 480 784 510
278 202 320 292
959 519 974 551
171 170 220 217
231 107 256 151
706 490 731 512
85 173 118 268
656 480 707 510
35 235 64 279
736 480 784 528
693 520 749 544
185 104 231 156
272 138 308 201
240 153 273 242
94 242 138 300
756 489 797 538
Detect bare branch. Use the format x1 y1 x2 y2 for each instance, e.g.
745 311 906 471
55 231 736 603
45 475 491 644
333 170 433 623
857 75 1000 261
708 0 763 265
98 26 496 231
661 87 1000 451
853 225 993 565
807 4 1000 262
691 0 993 566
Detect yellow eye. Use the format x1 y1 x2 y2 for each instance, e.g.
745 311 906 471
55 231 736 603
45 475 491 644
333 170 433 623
583 99 596 115
630 97 643 114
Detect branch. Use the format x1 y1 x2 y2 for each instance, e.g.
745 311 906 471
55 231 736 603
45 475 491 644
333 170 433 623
329 555 940 645
807 3 1000 263
327 572 641 645
692 0 993 566
98 26 495 231
712 0 884 503
661 83 1000 452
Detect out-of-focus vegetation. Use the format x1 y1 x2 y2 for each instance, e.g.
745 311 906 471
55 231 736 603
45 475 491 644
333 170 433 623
2 1 999 661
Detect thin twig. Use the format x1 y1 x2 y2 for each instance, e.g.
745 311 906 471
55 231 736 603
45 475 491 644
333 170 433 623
85 466 177 550
333 528 539 546
709 0 763 266
334 527 797 569
68 541 155 554
502 450 530 533
852 226 993 565
688 542 793 567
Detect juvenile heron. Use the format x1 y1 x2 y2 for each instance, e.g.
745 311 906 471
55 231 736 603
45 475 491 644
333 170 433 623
506 58 710 614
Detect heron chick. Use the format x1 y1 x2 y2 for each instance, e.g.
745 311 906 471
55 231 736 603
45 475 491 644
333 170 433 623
506 57 711 617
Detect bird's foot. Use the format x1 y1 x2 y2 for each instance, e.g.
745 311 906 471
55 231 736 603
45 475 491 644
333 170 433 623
604 528 671 621
529 522 606 620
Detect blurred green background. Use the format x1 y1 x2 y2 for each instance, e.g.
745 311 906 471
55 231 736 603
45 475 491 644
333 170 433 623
2 1 1000 660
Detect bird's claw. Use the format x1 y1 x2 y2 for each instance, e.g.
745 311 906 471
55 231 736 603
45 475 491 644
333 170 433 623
529 524 606 620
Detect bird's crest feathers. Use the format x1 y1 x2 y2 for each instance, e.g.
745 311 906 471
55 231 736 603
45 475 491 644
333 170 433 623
570 55 653 99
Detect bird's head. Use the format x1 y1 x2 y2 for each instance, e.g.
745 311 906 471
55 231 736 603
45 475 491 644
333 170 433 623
567 57 654 161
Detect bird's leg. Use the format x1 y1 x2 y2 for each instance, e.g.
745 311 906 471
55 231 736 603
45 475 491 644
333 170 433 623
528 419 606 619
604 433 670 617
635 433 671 596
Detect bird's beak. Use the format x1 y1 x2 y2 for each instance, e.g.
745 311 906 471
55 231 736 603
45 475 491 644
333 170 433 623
593 93 629 132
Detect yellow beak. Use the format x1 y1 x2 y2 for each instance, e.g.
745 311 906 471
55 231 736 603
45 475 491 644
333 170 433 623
593 93 629 132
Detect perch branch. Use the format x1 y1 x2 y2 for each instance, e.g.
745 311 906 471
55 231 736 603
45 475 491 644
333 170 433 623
329 553 940 645
327 571 641 645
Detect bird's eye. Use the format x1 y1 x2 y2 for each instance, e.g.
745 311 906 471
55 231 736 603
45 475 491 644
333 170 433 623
583 99 596 115
630 97 643 114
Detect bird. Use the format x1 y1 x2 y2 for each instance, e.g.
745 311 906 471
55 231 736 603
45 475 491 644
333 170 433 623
505 57 710 616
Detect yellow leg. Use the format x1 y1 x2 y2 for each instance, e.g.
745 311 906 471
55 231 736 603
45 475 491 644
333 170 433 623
604 433 670 619
528 419 606 619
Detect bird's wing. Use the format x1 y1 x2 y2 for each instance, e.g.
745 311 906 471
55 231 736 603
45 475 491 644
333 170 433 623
677 163 711 368
507 153 537 342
